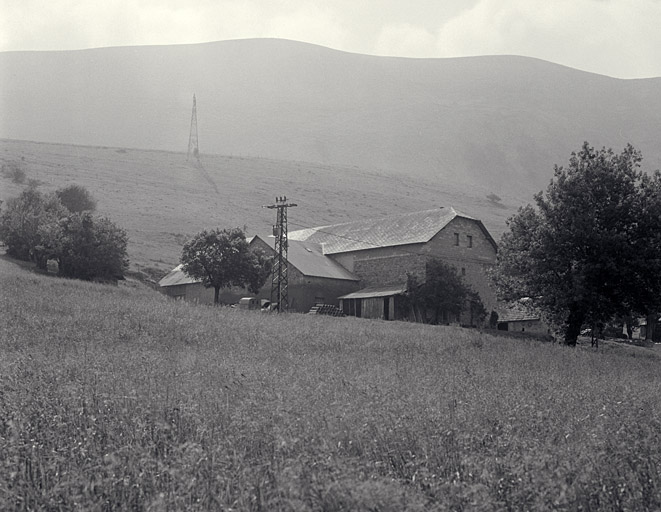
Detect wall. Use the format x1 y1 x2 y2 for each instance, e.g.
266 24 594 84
161 264 359 313
422 217 499 314
500 319 547 334
287 274 360 313
329 217 499 316
353 251 426 288
329 244 423 274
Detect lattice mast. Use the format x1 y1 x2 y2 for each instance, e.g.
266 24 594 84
264 196 297 312
187 94 199 161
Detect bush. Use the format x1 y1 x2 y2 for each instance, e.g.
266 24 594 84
0 188 66 263
0 189 128 280
56 213 128 280
55 184 97 213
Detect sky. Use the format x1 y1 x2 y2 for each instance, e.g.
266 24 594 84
1 0 660 79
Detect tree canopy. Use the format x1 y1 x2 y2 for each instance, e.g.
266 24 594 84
0 188 129 280
55 184 97 213
55 213 129 280
180 228 271 304
0 188 66 263
405 258 486 326
492 142 661 345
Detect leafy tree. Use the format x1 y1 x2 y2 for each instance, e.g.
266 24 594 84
54 213 129 280
405 258 485 325
0 188 66 264
492 142 661 345
55 184 97 213
180 228 271 304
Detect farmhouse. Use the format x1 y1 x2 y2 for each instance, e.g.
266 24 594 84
159 207 499 322
289 207 498 322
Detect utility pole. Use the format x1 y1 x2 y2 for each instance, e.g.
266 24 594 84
263 196 297 312
187 94 199 161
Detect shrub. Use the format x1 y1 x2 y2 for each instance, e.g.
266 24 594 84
0 188 66 264
55 184 97 213
56 212 129 280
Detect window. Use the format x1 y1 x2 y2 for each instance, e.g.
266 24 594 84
454 233 460 246
467 235 473 248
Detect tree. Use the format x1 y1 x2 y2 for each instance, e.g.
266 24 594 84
492 142 661 345
405 258 485 325
180 228 271 304
54 213 129 280
55 184 97 213
0 188 66 264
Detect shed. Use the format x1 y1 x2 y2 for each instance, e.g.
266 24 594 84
497 301 548 333
338 285 407 321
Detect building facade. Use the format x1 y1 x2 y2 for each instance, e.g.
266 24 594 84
289 207 499 322
159 208 499 322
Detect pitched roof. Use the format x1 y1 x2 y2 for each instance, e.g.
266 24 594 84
338 285 407 300
498 301 541 323
159 236 359 288
252 235 359 281
289 207 497 254
158 264 198 287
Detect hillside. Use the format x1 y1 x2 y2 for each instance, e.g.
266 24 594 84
0 139 522 278
2 255 661 510
2 38 660 197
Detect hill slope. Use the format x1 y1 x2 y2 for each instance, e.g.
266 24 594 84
2 38 660 197
0 139 521 277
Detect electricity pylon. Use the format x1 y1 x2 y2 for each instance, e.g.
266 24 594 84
187 94 199 161
263 196 297 312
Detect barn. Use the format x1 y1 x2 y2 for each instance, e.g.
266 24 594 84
158 235 360 311
159 207 500 321
289 207 499 322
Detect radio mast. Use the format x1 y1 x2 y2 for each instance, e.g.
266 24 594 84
187 94 199 161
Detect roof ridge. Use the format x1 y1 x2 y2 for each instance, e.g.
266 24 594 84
290 207 455 234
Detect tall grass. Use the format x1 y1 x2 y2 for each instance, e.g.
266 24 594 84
1 258 660 510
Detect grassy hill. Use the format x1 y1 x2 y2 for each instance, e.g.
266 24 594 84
2 39 660 198
1 255 660 510
0 139 522 280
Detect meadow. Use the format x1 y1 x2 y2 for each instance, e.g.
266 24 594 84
0 139 520 283
2 257 661 511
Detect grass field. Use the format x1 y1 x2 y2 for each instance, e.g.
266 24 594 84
2 257 660 510
0 139 521 282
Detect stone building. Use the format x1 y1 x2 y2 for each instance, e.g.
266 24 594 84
159 207 499 322
289 207 498 322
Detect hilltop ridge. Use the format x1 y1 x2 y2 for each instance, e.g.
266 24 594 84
2 38 660 197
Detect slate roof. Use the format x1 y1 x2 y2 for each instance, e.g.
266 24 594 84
288 207 497 254
498 301 541 323
252 235 358 281
338 285 407 300
159 236 360 288
158 264 198 287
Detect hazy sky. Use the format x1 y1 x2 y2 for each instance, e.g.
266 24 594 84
1 0 660 79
